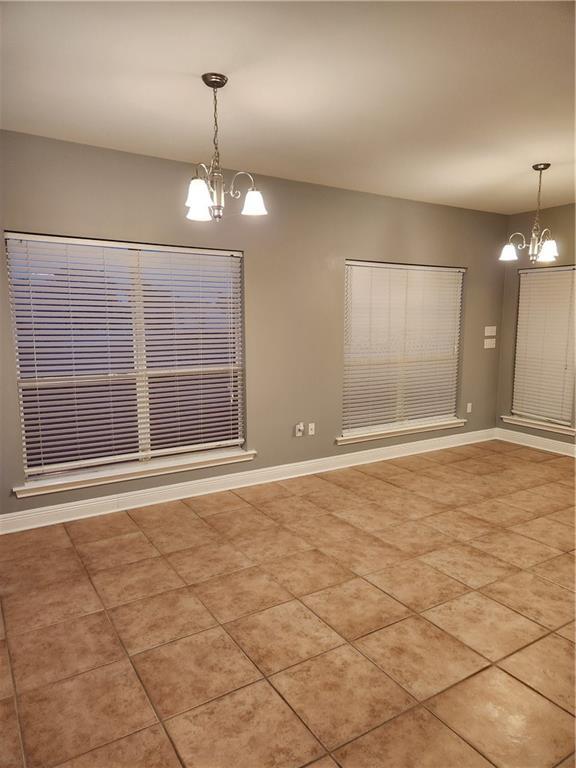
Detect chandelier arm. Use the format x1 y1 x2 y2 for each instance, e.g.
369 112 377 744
538 227 552 246
508 232 527 249
229 171 256 199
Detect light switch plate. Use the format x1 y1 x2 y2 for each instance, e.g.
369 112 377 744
484 338 496 349
484 326 497 337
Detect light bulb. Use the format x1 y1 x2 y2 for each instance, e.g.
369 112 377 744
241 189 268 216
499 243 518 262
537 239 559 263
185 178 213 221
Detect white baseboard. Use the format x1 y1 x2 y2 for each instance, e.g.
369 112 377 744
1 426 573 534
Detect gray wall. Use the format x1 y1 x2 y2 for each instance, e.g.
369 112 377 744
497 203 575 442
1 131 509 515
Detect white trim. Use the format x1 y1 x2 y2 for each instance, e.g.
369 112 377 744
501 415 575 437
3 426 573 535
336 419 467 445
4 232 242 258
494 427 575 456
346 260 465 274
13 449 257 498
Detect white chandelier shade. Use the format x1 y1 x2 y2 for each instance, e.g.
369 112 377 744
241 189 268 216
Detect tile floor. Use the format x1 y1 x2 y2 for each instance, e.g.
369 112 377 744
0 439 574 767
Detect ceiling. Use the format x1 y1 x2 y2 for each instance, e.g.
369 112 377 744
1 1 574 214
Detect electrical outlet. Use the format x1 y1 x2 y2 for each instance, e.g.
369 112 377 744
294 422 305 437
308 422 316 436
466 402 473 414
484 325 497 337
484 338 496 349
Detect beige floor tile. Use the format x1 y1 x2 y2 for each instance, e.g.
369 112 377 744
531 551 575 590
278 475 336 496
56 724 181 767
76 532 160 573
334 706 493 767
1 577 103 635
232 527 312 564
320 531 407 575
501 489 568 515
270 645 415 750
9 612 124 693
193 566 292 622
387 474 486 507
205 506 278 538
258 496 325 526
420 543 517 588
450 457 509 475
366 560 469 612
355 616 488 699
482 571 574 629
480 440 519 453
302 578 411 639
0 640 13 699
0 697 23 768
459 499 541 526
263 549 354 596
531 482 575 507
109 586 216 654
316 468 386 495
128 501 195 528
0 524 72 564
226 600 343 674
549 507 575 527
427 667 574 768
0 548 86 598
556 755 576 768
358 487 451 520
499 634 574 713
0 609 4 641
182 490 251 517
331 499 406 531
512 517 575 551
469 530 562 568
18 659 156 768
133 626 261 718
556 621 575 642
510 447 558 463
423 592 546 660
136 516 219 555
308 758 337 767
165 680 323 768
354 460 411 480
91 558 184 607
374 521 454 555
426 510 499 541
387 455 436 471
232 482 293 505
285 514 361 546
65 512 138 544
166 541 252 584
303 486 361 513
425 446 490 463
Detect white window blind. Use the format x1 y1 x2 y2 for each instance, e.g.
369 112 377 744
512 266 575 426
343 261 464 435
6 234 244 476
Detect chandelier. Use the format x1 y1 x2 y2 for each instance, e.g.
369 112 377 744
185 73 268 222
499 163 558 263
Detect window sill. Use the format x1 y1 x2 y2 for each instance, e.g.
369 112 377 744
500 415 575 437
336 418 467 446
13 448 258 498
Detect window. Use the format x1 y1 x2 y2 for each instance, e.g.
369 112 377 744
511 266 575 427
341 260 464 440
6 234 245 476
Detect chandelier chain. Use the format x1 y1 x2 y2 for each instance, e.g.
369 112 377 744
212 87 220 169
533 170 543 234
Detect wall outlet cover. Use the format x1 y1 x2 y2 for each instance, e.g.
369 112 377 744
484 338 496 349
484 326 497 337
